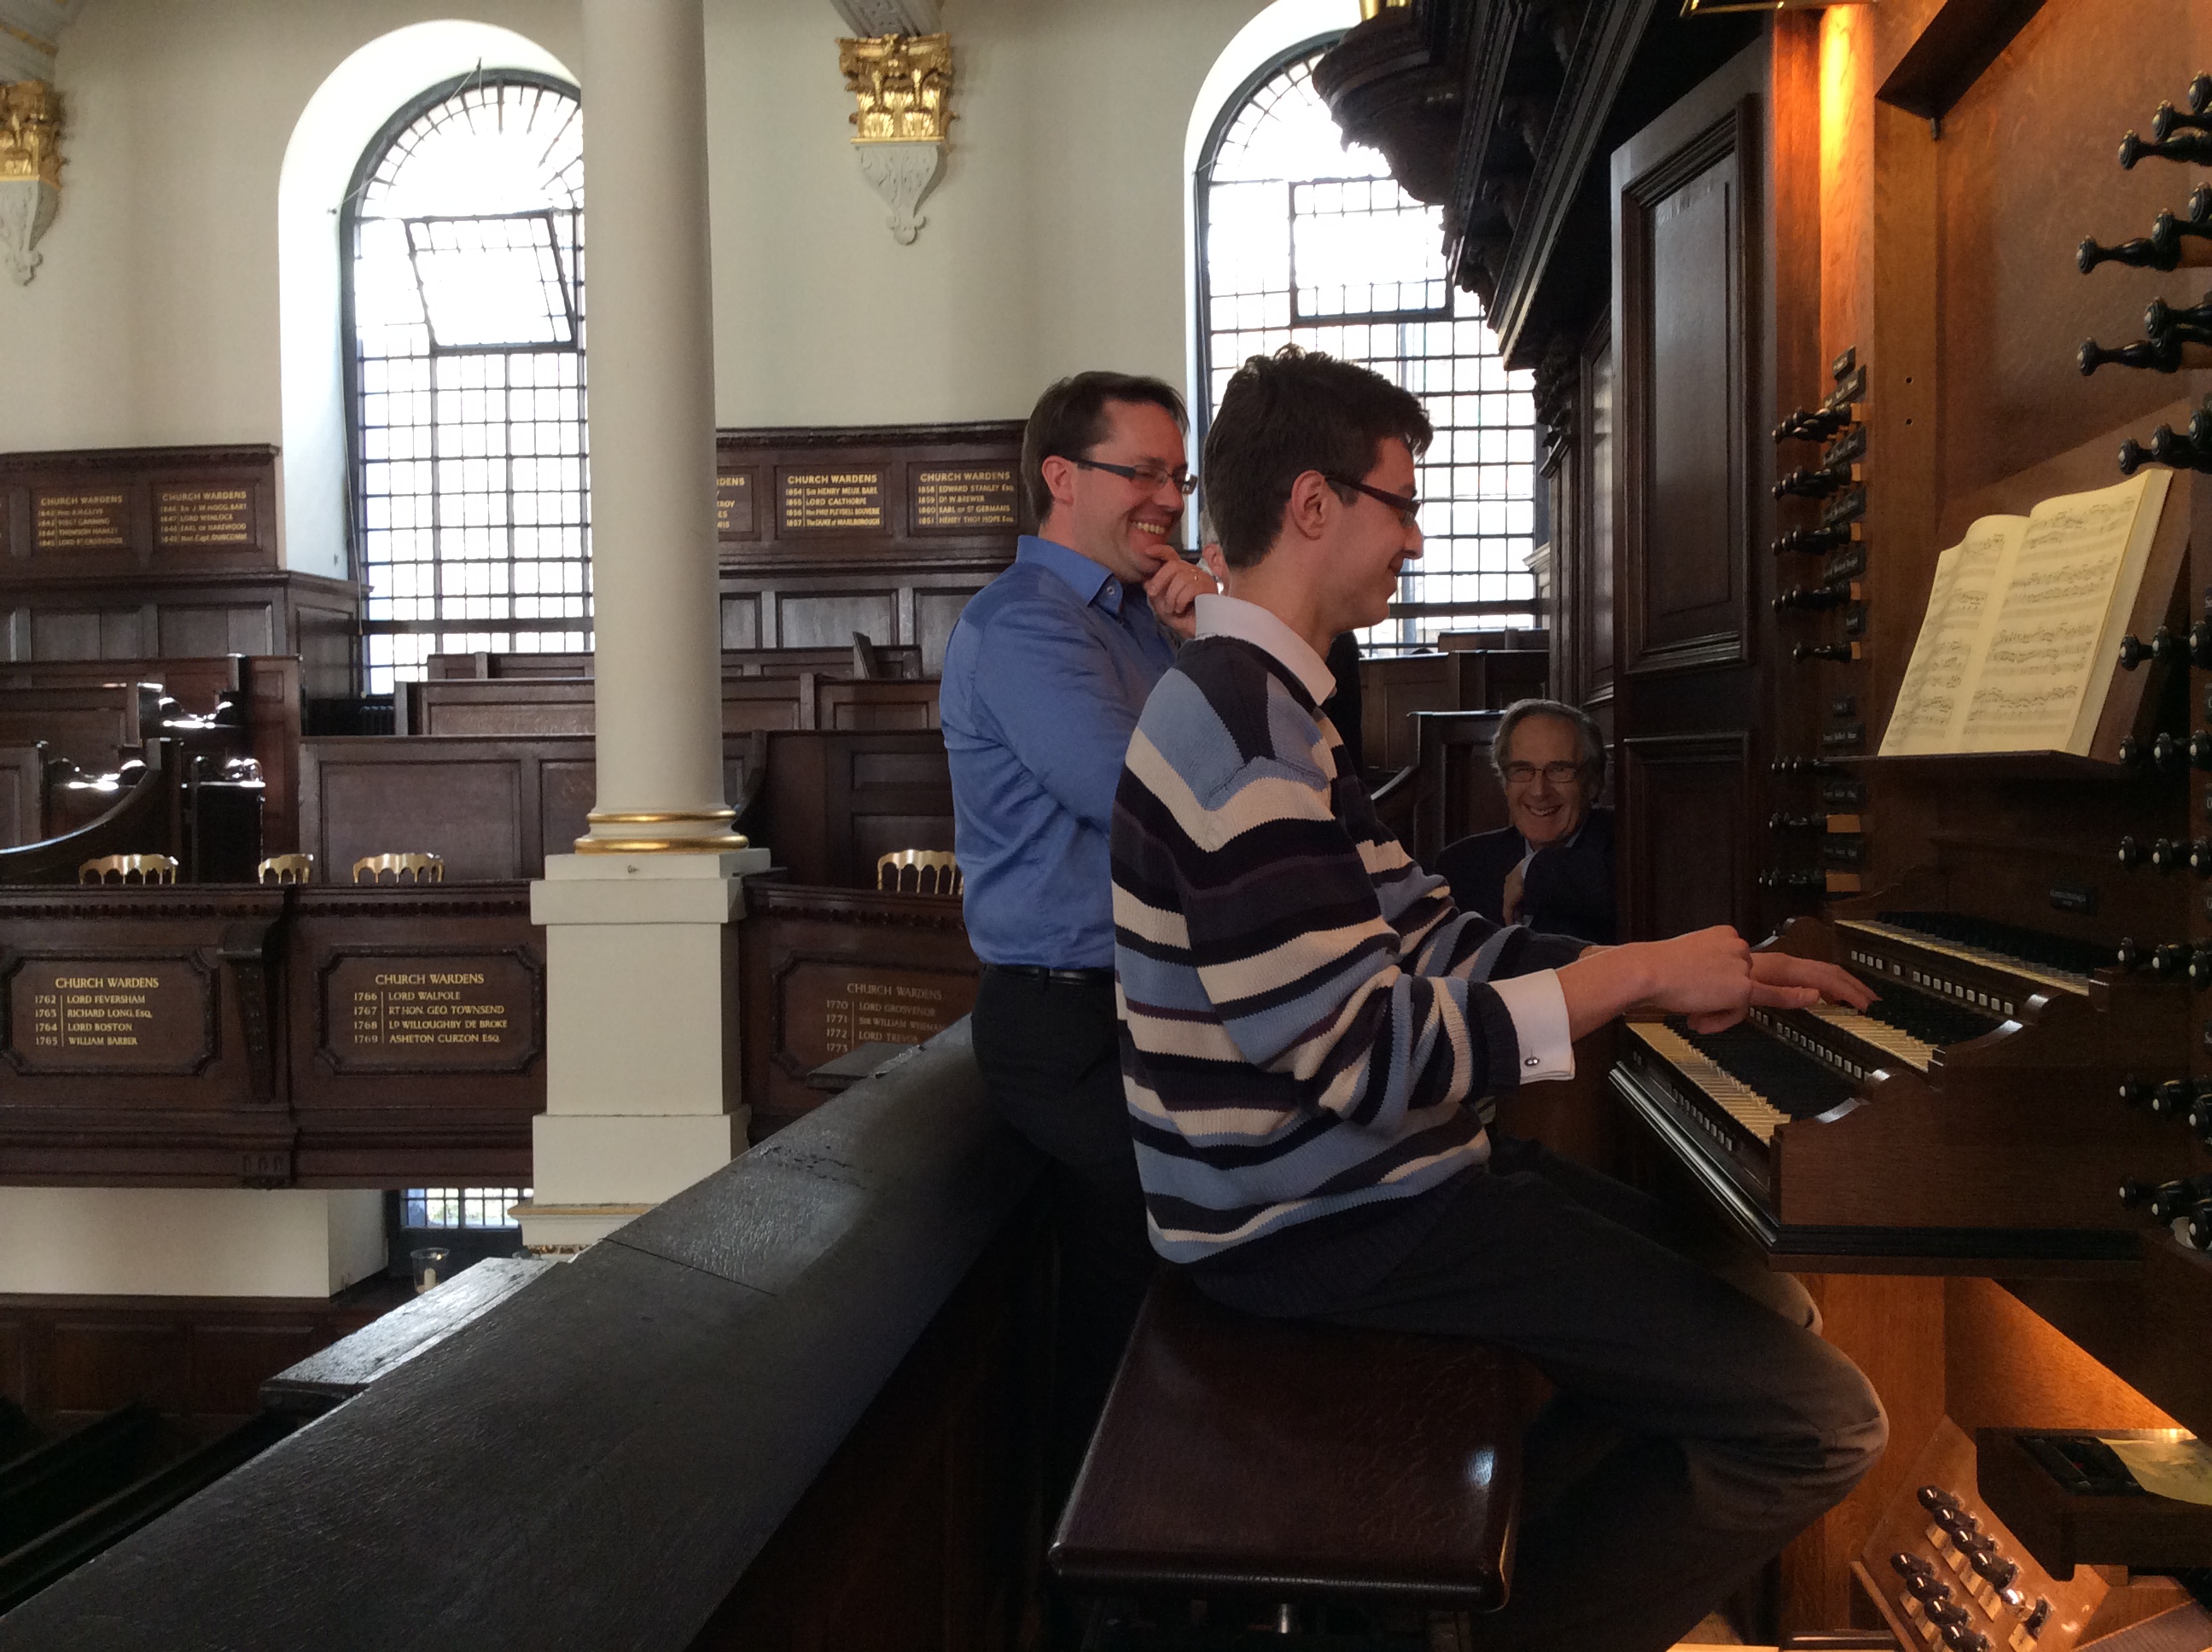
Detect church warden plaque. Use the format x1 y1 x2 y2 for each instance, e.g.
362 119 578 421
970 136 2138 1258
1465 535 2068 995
911 464 1018 531
155 486 254 547
7 958 212 1073
323 953 538 1072
781 468 888 533
33 491 130 551
783 960 974 1072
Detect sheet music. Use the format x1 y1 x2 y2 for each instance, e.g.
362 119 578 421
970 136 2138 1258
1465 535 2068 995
1879 520 2016 756
1962 471 2167 753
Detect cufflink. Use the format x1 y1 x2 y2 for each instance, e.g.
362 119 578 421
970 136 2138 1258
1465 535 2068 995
1523 1056 1540 1067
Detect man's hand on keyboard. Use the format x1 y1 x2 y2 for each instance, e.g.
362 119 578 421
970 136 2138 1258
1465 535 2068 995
1746 951 1875 1014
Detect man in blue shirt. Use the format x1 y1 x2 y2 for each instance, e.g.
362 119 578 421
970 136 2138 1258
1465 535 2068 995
940 370 1215 1490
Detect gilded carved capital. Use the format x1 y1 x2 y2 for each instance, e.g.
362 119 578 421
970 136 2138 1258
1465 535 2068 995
0 77 60 187
0 77 59 284
835 33 952 243
838 32 952 145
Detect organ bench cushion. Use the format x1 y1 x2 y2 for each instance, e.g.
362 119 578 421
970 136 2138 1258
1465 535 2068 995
1050 1270 1528 1612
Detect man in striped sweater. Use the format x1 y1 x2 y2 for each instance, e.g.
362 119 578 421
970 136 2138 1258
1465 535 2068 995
1111 346 1886 1651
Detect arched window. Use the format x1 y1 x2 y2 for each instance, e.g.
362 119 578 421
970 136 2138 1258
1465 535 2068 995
1196 44 1539 649
345 73 588 693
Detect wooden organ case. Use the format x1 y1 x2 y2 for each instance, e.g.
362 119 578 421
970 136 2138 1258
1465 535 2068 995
1321 0 2212 1641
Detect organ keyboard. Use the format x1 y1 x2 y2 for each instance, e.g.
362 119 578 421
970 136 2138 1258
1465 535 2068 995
1611 913 2192 1270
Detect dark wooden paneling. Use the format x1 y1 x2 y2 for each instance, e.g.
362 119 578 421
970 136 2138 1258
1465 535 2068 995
715 422 1022 677
1580 315 1617 709
1621 730 1750 939
0 1282 405 1428
0 742 47 847
299 733 773 885
0 887 290 1184
738 881 978 1137
307 743 532 881
0 654 242 714
1933 0 2202 501
1618 98 1751 677
0 1035 1047 1652
0 445 282 582
759 731 955 889
0 683 154 771
0 573 362 701
284 884 543 1184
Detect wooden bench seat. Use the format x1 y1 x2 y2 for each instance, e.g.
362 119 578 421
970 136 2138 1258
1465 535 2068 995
1051 1271 1528 1614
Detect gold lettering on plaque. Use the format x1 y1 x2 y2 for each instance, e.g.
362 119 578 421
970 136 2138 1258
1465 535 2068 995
155 486 253 547
820 976 953 1056
33 491 127 550
348 970 513 1048
716 472 755 538
913 465 1017 531
11 962 207 1071
782 469 887 533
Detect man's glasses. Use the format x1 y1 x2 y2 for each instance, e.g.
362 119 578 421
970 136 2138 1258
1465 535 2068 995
1065 457 1199 497
1501 761 1588 787
1324 474 1421 526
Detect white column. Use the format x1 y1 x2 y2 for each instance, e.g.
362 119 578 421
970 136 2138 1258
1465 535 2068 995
521 0 770 1255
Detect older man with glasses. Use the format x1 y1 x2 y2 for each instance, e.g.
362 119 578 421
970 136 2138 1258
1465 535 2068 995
1437 696 1618 944
940 370 1216 1507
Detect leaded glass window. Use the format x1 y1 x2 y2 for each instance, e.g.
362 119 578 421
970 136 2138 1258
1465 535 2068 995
346 74 590 694
1196 47 1540 648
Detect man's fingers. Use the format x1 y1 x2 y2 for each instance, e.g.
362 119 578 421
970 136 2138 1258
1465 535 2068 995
1686 1006 1749 1033
1747 981 1822 1010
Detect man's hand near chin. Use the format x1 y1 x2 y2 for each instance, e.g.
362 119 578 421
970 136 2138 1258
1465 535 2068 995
1144 554 1219 641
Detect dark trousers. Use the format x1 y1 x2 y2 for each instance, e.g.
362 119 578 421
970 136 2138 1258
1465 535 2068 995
971 967 1157 1503
1208 1137 1887 1652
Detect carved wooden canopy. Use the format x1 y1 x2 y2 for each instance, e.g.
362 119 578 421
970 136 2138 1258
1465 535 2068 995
1314 0 1759 370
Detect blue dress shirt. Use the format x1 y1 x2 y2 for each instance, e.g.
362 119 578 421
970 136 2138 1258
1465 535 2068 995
941 535 1179 967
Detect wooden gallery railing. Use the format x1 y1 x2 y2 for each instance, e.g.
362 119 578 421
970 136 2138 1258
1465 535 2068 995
0 1023 1052 1650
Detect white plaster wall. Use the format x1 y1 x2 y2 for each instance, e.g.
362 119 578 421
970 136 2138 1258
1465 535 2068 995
1 0 1273 472
0 1188 387 1295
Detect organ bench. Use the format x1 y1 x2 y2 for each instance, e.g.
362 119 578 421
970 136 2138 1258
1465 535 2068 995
1051 1271 1529 1647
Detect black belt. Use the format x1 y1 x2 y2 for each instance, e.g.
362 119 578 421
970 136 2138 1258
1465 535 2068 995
987 963 1115 986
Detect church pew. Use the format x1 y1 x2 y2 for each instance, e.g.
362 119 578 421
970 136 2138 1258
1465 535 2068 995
398 673 941 739
423 641 925 681
0 682 161 772
0 739 184 884
750 729 953 888
816 677 940 730
0 743 47 847
296 733 769 881
1401 708 1510 870
1359 650 1551 774
0 655 244 716
0 1027 1052 1650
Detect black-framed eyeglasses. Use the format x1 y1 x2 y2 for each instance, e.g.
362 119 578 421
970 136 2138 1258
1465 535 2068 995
1501 761 1588 787
1324 474 1421 526
1062 456 1200 497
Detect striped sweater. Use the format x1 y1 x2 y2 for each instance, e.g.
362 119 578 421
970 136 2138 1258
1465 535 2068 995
1111 631 1582 1265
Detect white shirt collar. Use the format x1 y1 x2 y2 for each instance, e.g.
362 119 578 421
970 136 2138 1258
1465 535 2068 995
1193 594 1337 704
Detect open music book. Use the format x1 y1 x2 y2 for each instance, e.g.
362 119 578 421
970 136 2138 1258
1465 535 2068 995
1878 469 2173 756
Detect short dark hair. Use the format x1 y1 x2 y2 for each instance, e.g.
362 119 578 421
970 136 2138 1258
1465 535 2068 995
1021 371 1189 522
1200 346 1432 568
1493 698 1607 792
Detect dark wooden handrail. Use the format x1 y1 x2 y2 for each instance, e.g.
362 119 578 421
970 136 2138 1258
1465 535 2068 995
0 1021 1044 1649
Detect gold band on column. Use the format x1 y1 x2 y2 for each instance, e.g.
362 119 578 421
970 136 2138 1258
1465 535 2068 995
575 806 748 853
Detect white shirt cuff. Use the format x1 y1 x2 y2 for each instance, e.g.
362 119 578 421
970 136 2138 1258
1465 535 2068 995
1488 969 1575 1084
